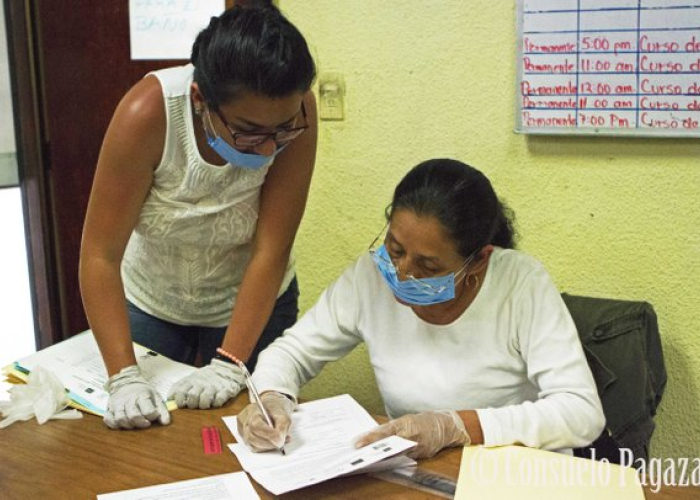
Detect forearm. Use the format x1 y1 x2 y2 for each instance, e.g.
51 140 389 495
456 410 484 445
220 250 291 361
474 393 604 449
226 92 316 359
251 339 313 400
79 257 136 376
252 270 365 396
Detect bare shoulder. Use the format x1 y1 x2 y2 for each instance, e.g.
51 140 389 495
113 75 166 135
103 75 166 168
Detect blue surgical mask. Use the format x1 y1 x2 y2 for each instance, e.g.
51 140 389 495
206 133 286 170
371 244 465 306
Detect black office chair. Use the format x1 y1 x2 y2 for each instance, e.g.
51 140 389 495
562 293 667 465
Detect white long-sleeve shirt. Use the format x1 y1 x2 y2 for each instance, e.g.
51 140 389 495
252 248 605 450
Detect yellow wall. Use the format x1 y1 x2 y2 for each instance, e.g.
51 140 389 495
281 1 700 460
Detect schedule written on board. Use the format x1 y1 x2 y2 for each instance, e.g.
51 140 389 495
518 0 700 134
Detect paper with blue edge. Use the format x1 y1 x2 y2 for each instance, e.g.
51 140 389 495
8 330 196 416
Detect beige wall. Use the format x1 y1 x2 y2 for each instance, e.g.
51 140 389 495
281 1 700 460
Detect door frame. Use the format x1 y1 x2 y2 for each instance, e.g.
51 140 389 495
4 0 241 349
4 0 61 349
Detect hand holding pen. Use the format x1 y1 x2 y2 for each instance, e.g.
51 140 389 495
217 349 295 455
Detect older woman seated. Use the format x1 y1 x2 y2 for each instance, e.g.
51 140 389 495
235 158 605 459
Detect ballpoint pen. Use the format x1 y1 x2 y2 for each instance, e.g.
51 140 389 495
216 348 286 455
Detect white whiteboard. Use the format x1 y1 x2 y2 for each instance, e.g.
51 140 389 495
516 0 700 137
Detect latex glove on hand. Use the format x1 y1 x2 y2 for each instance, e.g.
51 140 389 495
237 391 295 452
169 359 245 410
354 410 471 459
104 365 170 430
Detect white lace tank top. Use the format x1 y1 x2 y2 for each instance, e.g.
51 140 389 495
122 64 295 327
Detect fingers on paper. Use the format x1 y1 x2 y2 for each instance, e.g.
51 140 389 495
170 380 194 409
238 404 289 452
353 422 396 449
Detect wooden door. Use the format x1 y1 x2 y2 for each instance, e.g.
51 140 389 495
8 0 232 346
35 1 179 340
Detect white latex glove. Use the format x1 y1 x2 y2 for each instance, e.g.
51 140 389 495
0 366 82 428
354 410 471 459
104 365 170 430
237 391 296 452
169 359 245 410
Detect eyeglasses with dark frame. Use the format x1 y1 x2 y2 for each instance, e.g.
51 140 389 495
212 102 309 149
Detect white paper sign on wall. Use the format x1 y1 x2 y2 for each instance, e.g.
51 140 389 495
129 0 225 60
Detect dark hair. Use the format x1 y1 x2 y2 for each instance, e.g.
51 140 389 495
191 4 315 108
388 159 517 259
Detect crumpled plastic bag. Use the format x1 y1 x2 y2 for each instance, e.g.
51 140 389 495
0 366 82 428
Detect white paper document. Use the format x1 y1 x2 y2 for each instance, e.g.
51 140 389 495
223 394 416 495
96 471 259 499
129 0 225 60
13 330 196 415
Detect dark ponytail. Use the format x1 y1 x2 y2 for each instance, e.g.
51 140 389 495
191 4 315 108
491 201 517 249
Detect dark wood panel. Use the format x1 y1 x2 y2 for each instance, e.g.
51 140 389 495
10 0 255 344
5 0 61 348
35 0 189 338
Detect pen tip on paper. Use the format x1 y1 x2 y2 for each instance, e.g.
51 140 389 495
280 447 286 456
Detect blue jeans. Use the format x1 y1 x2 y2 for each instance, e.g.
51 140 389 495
128 277 299 370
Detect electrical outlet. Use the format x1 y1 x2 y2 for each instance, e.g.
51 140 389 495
318 72 345 121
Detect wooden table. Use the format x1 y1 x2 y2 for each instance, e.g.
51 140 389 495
0 394 698 499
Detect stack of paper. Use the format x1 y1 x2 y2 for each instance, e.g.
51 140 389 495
224 394 416 495
4 330 196 415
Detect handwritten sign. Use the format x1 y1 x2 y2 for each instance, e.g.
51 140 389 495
129 0 225 60
516 0 700 136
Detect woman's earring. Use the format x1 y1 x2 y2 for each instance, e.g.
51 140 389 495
469 274 480 290
194 106 203 116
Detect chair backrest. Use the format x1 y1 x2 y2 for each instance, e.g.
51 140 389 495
562 293 666 464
